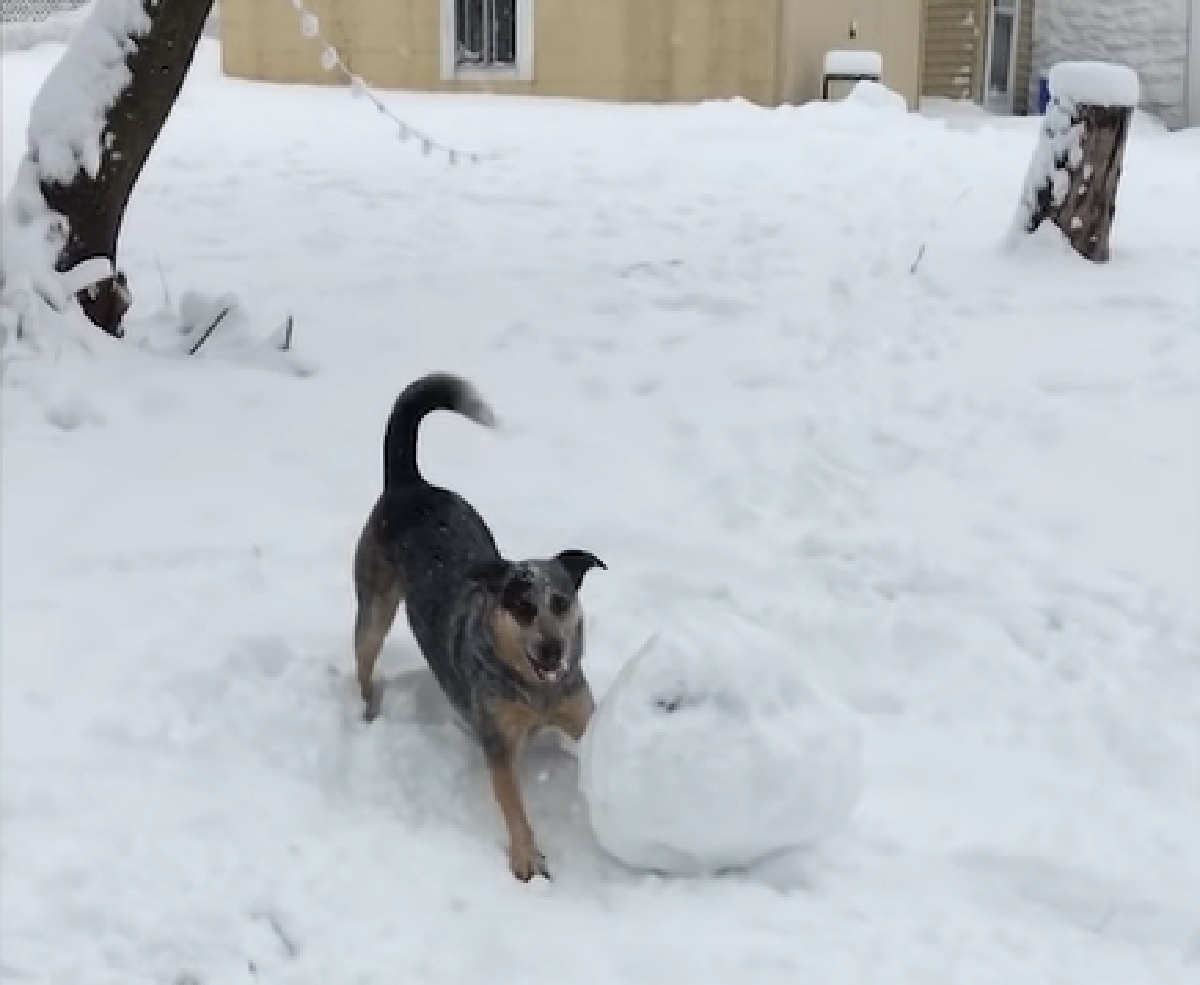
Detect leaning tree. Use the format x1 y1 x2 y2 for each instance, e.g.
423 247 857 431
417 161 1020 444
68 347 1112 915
32 0 215 337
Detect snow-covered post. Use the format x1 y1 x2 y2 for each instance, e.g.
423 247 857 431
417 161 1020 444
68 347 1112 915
30 0 215 337
1013 61 1139 262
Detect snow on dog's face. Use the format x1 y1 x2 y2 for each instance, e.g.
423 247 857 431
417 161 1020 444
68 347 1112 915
474 551 605 685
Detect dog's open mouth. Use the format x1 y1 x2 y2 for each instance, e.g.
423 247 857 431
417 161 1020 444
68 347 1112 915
527 652 565 683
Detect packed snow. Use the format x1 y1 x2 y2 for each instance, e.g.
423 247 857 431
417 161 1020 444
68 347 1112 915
1049 59 1142 109
580 617 863 875
3 33 1200 985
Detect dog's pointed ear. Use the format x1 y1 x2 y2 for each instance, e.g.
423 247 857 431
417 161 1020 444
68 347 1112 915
555 549 607 590
468 559 512 595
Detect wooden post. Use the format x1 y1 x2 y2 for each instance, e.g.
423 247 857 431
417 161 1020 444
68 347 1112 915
1013 61 1139 263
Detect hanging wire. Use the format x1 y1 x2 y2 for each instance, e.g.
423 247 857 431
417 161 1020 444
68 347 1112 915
285 0 499 165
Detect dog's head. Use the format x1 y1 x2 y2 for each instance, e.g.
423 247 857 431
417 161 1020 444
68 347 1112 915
471 549 606 685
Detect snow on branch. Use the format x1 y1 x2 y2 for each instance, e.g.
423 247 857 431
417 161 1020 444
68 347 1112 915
1 0 153 350
284 0 497 166
28 0 152 185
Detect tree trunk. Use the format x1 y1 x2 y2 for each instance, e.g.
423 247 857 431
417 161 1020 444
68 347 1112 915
41 0 215 337
1018 101 1133 263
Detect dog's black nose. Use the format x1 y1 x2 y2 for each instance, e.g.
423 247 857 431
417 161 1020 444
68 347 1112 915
537 640 563 665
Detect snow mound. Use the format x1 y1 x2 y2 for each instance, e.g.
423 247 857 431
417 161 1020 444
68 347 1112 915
134 289 315 376
579 616 863 875
1049 60 1140 108
845 80 908 113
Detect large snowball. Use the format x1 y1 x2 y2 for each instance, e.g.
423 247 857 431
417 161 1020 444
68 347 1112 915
579 616 863 875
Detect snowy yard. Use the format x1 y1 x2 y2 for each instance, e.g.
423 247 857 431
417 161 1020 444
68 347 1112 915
3 36 1200 985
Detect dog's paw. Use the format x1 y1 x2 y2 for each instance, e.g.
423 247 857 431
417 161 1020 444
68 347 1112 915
361 685 382 723
509 843 551 883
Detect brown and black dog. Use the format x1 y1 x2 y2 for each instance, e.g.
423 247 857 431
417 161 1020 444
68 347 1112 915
353 372 605 881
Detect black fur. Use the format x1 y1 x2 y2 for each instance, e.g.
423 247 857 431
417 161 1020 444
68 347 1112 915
554 549 607 590
382 372 496 489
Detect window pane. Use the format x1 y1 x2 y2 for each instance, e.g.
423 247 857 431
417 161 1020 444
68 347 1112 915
456 0 484 64
988 12 1014 93
494 0 517 65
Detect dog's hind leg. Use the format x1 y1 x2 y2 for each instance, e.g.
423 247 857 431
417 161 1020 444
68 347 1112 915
353 523 404 720
353 585 402 720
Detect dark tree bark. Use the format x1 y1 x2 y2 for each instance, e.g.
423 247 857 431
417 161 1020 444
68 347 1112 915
1019 101 1133 263
41 0 215 337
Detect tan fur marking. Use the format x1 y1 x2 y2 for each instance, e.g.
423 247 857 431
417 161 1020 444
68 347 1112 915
488 606 540 685
486 747 546 881
548 684 595 742
352 509 406 719
487 697 543 748
483 684 590 881
353 585 402 718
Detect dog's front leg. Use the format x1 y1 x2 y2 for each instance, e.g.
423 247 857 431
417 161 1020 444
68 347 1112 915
486 750 548 882
549 682 595 742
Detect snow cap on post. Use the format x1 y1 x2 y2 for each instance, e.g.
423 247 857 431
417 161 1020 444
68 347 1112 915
822 49 883 77
1048 61 1140 109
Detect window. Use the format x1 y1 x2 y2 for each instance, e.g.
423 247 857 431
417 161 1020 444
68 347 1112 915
441 0 533 81
983 0 1019 113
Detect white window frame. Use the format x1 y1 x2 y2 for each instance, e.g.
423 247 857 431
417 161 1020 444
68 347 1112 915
439 0 535 83
982 0 1021 114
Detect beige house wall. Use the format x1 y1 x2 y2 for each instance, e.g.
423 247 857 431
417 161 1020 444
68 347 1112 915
623 0 780 104
222 0 923 109
779 0 923 107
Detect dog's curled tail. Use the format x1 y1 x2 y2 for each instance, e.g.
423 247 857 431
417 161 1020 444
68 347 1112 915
382 372 498 488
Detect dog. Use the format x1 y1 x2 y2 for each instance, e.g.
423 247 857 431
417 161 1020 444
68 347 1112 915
352 372 606 881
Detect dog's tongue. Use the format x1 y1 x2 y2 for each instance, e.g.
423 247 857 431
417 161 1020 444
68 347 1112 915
533 661 561 682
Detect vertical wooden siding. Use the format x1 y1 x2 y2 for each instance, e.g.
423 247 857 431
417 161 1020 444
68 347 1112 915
921 0 984 100
1013 0 1035 114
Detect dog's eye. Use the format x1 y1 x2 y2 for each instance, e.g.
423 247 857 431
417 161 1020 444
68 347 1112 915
510 598 537 624
549 594 571 617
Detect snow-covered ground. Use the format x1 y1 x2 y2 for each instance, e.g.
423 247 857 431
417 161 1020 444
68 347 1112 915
3 38 1200 985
